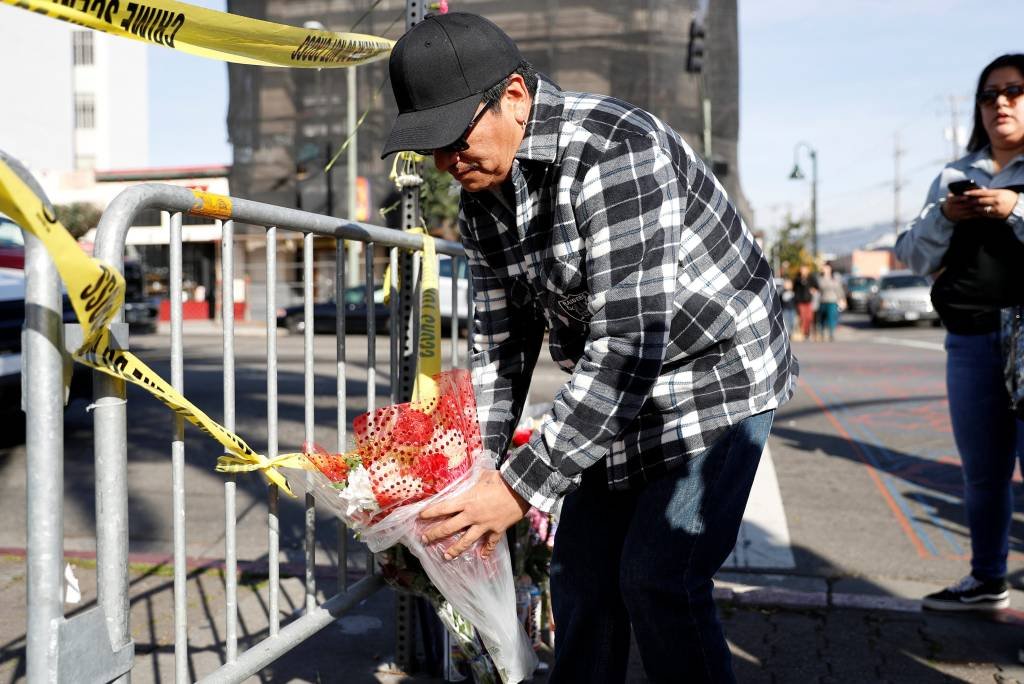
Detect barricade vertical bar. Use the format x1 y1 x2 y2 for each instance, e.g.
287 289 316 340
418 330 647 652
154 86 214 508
170 212 189 684
335 240 348 594
466 267 474 361
92 229 131 683
365 244 376 416
221 220 238 663
364 244 376 577
24 234 65 684
450 255 459 368
266 227 281 636
303 232 316 613
389 247 399 405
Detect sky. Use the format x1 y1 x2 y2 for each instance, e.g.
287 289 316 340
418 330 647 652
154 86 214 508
737 1 1023 237
147 1 1024 237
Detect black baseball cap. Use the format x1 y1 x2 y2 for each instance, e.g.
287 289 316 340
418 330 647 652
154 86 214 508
381 13 523 158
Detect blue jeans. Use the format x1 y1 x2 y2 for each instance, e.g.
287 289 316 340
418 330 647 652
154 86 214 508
945 331 1024 580
818 302 839 339
549 410 774 683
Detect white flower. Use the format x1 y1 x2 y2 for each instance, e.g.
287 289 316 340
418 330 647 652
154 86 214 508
338 465 380 519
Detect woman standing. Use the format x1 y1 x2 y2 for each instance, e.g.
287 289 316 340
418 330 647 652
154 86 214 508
815 263 845 342
896 54 1024 612
792 264 818 341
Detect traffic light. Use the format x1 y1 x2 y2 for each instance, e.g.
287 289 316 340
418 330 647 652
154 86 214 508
686 18 705 73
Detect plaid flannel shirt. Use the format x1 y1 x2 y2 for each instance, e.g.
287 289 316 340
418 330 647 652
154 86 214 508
461 77 798 512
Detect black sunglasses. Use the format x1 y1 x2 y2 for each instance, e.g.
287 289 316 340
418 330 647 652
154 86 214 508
414 100 494 156
977 84 1024 107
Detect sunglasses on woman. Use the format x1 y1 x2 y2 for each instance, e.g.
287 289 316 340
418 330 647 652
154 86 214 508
977 84 1024 107
414 100 494 156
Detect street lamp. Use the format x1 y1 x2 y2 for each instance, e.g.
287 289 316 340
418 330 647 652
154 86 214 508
789 142 818 258
303 20 360 286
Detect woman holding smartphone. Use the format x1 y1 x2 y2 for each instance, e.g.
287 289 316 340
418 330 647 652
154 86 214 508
896 54 1024 613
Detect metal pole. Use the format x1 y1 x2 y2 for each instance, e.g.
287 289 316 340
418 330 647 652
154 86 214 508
810 148 818 258
266 227 281 636
24 232 65 684
702 97 712 160
346 66 360 286
170 212 189 684
303 232 317 614
91 244 131 683
336 240 348 595
893 133 903 244
221 220 239 663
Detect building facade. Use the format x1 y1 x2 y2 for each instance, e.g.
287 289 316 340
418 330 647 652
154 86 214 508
225 0 752 226
0 8 148 174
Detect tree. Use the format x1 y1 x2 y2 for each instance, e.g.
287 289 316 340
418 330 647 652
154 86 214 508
55 202 103 239
770 214 813 277
419 166 460 238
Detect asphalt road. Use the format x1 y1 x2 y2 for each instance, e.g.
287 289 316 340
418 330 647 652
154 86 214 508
1 313 1019 589
775 312 1024 589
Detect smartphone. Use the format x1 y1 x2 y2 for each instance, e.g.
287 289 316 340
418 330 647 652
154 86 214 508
948 179 981 195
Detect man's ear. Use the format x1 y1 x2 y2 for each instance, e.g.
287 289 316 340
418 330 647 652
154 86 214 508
504 74 531 125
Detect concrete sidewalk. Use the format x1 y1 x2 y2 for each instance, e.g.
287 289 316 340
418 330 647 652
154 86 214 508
3 553 1024 683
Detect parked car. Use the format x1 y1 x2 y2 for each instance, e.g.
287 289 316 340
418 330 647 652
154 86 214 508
844 275 877 313
277 284 390 335
122 261 158 334
867 271 939 326
438 254 470 334
0 267 85 409
0 214 25 269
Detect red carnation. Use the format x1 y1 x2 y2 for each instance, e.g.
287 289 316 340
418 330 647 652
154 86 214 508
412 452 451 491
392 409 435 445
304 449 350 483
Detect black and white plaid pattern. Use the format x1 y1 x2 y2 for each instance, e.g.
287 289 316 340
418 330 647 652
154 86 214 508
461 77 798 512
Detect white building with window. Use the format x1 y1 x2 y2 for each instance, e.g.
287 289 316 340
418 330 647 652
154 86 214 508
0 9 148 173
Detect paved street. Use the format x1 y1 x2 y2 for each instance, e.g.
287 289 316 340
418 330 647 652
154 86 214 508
3 313 1024 682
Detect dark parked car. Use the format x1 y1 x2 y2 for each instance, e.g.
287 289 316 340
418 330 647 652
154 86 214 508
122 261 158 333
0 267 85 409
277 285 389 335
844 275 877 313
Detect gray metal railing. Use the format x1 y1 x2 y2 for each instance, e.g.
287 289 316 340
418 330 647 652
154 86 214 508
23 182 473 682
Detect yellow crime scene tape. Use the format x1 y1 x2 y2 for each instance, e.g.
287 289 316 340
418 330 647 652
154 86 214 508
2 0 393 68
0 157 308 496
382 226 441 406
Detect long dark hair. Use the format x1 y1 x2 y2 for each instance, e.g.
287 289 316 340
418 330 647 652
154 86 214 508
967 53 1024 152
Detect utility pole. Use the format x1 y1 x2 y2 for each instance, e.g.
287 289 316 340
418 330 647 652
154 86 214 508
947 95 965 162
893 132 904 242
394 3 425 675
346 66 360 286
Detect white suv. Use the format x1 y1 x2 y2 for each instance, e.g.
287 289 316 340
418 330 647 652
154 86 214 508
438 254 471 333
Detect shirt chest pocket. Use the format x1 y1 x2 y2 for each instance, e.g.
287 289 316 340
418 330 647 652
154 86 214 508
539 254 591 325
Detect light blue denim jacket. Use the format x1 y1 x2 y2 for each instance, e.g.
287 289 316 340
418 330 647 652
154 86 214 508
894 147 1024 275
894 147 1024 413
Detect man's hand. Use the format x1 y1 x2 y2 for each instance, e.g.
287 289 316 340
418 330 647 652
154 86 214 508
419 469 531 560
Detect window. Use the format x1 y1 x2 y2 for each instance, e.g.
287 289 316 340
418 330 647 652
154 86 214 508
72 31 93 66
74 93 95 129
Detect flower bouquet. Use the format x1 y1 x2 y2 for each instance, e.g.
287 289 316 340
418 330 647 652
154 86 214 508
378 544 500 683
298 368 537 683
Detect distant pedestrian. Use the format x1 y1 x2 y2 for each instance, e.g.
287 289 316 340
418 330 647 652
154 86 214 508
781 277 797 335
382 12 798 682
895 53 1024 613
792 264 818 341
815 263 845 342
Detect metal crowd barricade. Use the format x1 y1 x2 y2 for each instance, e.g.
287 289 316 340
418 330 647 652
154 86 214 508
23 183 475 683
